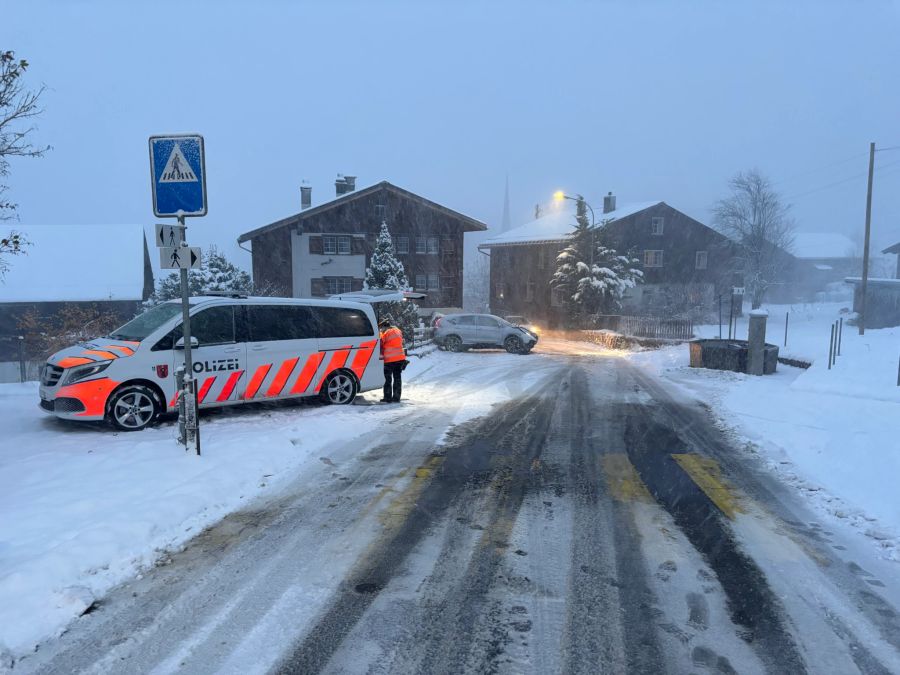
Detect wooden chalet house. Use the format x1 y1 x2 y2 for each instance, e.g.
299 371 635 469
238 177 486 311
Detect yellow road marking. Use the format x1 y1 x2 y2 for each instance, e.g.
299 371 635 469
671 454 744 520
379 456 444 529
601 454 654 503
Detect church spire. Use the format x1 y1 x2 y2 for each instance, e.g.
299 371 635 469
501 175 511 232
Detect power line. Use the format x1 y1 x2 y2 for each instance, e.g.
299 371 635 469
784 157 900 202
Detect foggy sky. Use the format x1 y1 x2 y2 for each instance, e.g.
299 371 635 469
5 0 900 270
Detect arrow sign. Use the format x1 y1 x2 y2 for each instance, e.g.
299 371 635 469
155 223 185 248
160 246 202 270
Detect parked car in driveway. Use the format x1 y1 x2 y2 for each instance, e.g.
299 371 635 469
434 313 538 354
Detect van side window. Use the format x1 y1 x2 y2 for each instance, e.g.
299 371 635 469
193 306 236 345
314 307 374 338
151 305 236 350
248 305 317 342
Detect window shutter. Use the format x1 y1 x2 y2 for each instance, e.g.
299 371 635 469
351 278 364 291
351 237 366 255
309 236 324 254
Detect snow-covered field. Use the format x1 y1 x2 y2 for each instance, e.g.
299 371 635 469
632 301 900 561
0 349 551 659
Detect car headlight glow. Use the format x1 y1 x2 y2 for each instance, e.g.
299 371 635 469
64 360 112 385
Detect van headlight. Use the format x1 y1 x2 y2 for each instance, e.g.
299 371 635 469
64 360 112 385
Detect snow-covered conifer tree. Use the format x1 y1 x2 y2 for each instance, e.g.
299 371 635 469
364 221 420 342
551 196 642 325
145 246 252 307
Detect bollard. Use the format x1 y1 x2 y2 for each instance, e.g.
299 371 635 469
747 310 768 375
828 324 834 370
897 354 900 386
784 312 789 348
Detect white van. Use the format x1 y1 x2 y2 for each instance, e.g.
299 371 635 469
38 296 383 431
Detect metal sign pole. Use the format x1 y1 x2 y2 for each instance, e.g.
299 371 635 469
177 214 200 456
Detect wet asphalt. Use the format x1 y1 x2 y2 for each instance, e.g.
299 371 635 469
17 348 900 675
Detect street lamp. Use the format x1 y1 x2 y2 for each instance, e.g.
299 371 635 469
552 191 598 265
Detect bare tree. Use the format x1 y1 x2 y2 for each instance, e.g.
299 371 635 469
713 169 794 308
1 50 49 276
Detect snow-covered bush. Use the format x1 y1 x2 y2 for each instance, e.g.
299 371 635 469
145 246 252 307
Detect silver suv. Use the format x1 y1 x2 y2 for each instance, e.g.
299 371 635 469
434 313 538 354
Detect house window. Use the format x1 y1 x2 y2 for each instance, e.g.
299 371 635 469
394 236 409 254
427 273 439 290
415 237 427 254
374 204 387 219
323 235 337 255
644 250 663 267
526 281 535 302
337 236 351 255
442 237 455 253
427 237 440 255
415 274 426 289
695 250 708 270
651 217 665 235
326 277 352 294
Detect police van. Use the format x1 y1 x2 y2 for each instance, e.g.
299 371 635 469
38 295 383 431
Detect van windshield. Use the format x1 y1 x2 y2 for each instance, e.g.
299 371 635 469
107 303 183 342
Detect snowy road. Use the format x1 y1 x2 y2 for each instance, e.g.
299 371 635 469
14 340 900 674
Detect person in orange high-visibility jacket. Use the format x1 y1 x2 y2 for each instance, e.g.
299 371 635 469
379 318 407 403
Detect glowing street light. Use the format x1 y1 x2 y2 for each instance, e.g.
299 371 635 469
553 190 566 203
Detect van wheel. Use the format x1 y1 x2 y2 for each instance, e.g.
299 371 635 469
445 335 463 352
321 371 357 405
107 384 161 431
504 335 523 354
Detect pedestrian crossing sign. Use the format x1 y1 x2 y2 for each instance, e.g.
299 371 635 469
149 134 207 217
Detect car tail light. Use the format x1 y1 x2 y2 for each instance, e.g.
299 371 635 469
435 317 442 328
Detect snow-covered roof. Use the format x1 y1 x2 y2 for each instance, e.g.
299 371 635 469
792 232 855 259
0 225 147 303
478 200 662 248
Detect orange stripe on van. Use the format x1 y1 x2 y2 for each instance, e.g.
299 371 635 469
217 370 244 402
315 347 351 393
266 357 300 397
106 345 135 356
289 353 325 395
197 377 216 404
169 391 180 409
83 349 119 360
58 357 93 368
349 340 378 380
243 364 272 399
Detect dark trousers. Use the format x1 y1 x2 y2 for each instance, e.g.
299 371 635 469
383 362 403 401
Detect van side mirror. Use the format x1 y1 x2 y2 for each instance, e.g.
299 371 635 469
174 336 199 350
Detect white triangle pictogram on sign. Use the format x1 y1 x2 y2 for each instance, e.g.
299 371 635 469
159 143 198 183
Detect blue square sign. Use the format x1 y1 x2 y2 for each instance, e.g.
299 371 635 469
149 134 207 217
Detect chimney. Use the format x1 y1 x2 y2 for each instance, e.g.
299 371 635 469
335 174 350 197
344 175 356 192
603 191 616 214
300 181 312 210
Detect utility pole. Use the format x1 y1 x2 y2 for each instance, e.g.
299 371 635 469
859 141 875 335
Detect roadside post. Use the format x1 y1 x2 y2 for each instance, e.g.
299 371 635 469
747 310 768 376
784 312 789 348
149 134 207 456
17 335 25 383
828 323 835 370
718 294 722 339
838 317 843 356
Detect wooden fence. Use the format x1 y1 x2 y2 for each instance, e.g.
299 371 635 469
588 314 694 341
